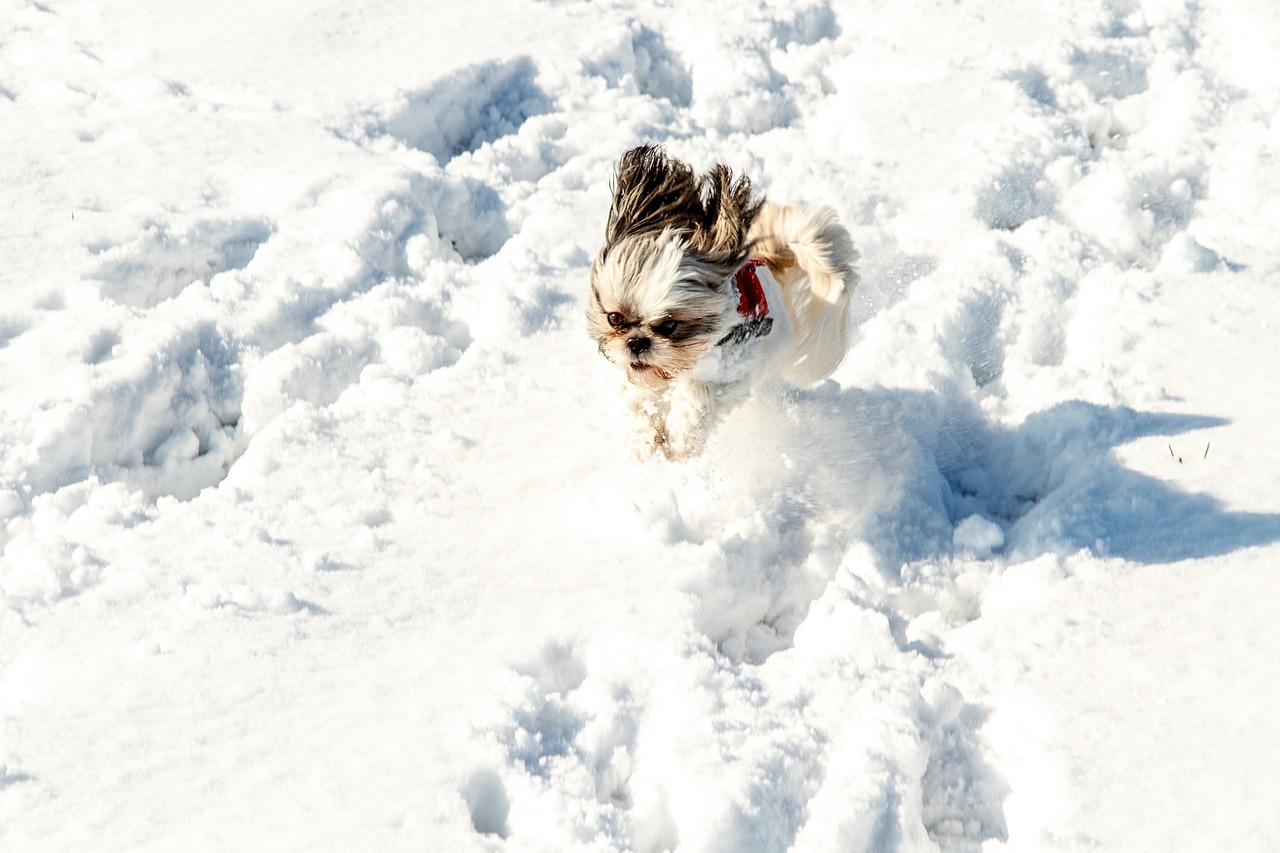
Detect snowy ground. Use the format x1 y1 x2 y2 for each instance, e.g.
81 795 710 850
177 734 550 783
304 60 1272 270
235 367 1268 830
3 0 1280 850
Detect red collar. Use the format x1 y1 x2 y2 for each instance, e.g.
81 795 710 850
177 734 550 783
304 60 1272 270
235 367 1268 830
717 260 774 347
734 260 769 319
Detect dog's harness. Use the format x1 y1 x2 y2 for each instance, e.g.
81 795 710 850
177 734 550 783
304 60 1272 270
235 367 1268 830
716 260 774 346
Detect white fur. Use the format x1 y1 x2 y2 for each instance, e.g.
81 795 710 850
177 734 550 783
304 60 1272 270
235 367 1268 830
749 202 859 386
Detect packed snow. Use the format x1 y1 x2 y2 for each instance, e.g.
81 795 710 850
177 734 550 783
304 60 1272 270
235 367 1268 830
3 0 1280 850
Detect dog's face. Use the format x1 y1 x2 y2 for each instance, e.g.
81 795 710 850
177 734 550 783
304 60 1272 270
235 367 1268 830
588 229 734 390
588 145 762 390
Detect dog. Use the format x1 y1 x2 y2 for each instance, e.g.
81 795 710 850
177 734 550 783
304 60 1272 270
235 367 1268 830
588 144 859 460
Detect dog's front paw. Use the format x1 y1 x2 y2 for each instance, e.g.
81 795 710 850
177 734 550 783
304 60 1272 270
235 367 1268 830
624 386 669 462
662 382 712 460
661 419 705 461
627 422 665 461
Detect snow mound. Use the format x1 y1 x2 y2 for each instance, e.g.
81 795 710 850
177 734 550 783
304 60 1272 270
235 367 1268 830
352 57 550 163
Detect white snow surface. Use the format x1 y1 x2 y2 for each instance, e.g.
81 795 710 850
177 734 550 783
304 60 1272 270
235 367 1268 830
3 0 1280 849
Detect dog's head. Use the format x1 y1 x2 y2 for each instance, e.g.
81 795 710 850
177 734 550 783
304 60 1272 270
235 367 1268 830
588 145 763 390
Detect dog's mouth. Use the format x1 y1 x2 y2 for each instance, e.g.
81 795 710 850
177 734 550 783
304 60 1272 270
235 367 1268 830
627 361 673 389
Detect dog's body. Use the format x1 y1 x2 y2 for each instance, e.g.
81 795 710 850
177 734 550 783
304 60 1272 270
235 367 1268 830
588 145 859 459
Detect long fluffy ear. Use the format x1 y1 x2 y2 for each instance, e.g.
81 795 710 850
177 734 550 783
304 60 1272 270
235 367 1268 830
602 145 765 281
690 164 764 267
604 145 704 246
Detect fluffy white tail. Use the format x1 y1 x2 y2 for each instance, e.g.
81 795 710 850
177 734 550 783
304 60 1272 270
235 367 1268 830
747 202 859 385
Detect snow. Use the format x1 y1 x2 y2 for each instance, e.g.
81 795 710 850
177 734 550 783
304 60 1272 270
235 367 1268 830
3 0 1280 850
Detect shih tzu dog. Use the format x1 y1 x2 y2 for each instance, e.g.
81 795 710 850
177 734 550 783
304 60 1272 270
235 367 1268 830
588 144 859 459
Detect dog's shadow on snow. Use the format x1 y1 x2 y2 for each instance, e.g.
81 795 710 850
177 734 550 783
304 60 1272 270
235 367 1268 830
813 386 1280 566
680 387 1278 665
992 403 1280 564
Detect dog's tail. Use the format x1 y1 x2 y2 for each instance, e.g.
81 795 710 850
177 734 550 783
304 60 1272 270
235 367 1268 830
747 202 859 385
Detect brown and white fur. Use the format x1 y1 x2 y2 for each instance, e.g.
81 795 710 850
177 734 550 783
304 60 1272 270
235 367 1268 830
588 145 859 459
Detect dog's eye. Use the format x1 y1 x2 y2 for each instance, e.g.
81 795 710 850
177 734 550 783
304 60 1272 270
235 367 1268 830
652 319 678 338
606 312 624 328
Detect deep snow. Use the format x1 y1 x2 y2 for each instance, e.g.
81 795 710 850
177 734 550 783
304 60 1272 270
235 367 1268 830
3 0 1280 850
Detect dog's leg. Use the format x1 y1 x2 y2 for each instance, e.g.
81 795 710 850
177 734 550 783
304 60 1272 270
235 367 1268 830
665 373 759 460
662 379 715 460
626 385 668 460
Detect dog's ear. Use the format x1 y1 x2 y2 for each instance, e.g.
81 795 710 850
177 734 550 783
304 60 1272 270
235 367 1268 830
690 164 764 268
605 145 704 246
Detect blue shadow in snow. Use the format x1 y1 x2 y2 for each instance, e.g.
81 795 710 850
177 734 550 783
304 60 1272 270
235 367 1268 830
824 388 1280 567
992 402 1280 564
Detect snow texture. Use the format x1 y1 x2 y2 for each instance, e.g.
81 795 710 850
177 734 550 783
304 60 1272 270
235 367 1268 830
3 0 1280 850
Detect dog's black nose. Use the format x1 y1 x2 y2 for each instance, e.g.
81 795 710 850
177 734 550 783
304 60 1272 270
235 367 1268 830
627 337 651 355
